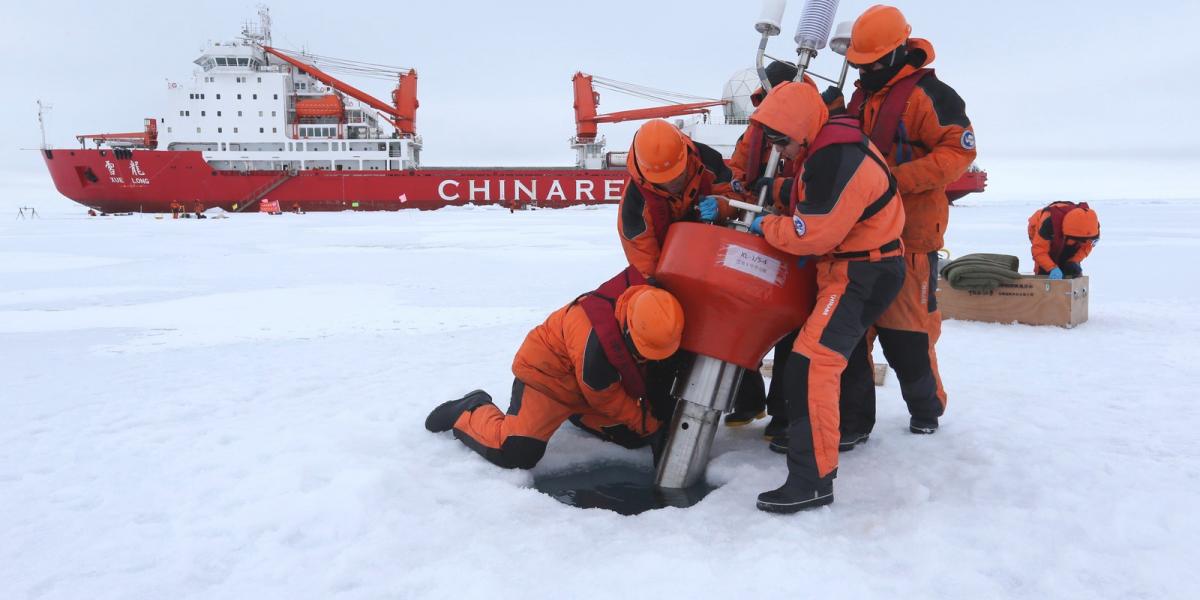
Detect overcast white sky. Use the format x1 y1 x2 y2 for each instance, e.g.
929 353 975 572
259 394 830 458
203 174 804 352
3 0 1199 201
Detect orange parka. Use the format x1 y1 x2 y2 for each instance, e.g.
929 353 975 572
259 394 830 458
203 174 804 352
1026 202 1098 273
510 286 660 435
618 138 735 277
849 38 976 253
749 85 905 261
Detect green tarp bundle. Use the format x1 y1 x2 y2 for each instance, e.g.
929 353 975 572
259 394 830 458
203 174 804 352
938 253 1021 292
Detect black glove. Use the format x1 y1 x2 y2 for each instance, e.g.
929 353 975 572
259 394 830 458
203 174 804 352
1062 262 1083 278
821 85 845 107
752 176 793 207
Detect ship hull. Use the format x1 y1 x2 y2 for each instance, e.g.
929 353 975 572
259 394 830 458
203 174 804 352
42 149 630 213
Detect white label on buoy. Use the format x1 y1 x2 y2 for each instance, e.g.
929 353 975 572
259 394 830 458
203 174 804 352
722 244 784 285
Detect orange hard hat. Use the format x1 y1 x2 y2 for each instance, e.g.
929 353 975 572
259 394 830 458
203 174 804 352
1063 207 1100 238
846 5 911 65
633 119 688 184
749 81 828 149
624 287 684 361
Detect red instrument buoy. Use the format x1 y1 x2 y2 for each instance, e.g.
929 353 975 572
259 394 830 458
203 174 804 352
653 222 816 489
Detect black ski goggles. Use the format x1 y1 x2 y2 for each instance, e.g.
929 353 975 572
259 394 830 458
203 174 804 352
762 126 790 146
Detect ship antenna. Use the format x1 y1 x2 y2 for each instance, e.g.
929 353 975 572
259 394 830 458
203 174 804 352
257 5 272 47
240 5 272 46
36 99 52 150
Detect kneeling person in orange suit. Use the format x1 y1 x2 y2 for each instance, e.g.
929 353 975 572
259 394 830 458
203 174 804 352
746 82 906 513
424 269 684 469
1027 201 1099 279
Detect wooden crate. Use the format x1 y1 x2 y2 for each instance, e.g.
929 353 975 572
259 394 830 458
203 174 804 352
936 275 1089 328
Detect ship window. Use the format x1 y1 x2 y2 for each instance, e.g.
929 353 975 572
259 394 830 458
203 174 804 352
167 127 173 133
257 77 262 83
217 111 222 117
238 111 243 117
201 94 205 99
218 127 223 133
221 143 226 150
216 58 227 66
233 128 239 133
237 94 242 100
179 111 185 117
197 127 202 133
259 128 264 133
216 94 221 100
273 128 277 133
273 94 278 100
253 94 258 100
258 111 263 117
271 111 276 117
239 58 249 66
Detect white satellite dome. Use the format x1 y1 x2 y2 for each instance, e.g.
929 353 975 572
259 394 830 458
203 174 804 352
722 68 760 123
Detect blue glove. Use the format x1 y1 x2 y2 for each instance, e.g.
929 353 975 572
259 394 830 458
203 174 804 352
1048 267 1063 280
750 215 765 235
698 196 719 222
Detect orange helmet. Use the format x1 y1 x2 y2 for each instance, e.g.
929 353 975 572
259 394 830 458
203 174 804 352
846 5 911 65
1063 207 1100 239
624 287 684 361
749 81 828 149
632 119 688 184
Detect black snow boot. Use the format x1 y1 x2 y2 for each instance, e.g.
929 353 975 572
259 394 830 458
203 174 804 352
909 416 939 435
768 434 788 454
425 390 492 433
839 432 870 451
763 415 788 441
756 476 834 514
725 408 766 427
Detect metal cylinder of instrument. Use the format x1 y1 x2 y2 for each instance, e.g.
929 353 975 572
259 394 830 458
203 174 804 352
654 355 744 490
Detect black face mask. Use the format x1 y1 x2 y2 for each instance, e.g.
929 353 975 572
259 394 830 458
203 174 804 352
859 46 910 92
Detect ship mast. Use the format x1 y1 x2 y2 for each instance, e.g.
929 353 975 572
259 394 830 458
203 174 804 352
241 5 272 46
37 100 51 150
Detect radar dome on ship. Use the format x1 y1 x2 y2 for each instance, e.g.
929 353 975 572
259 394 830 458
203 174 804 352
721 68 759 122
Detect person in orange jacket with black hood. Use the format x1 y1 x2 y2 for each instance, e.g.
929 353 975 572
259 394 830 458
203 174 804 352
837 4 977 438
424 268 684 470
1027 201 1100 278
719 61 877 449
619 119 736 279
738 81 905 512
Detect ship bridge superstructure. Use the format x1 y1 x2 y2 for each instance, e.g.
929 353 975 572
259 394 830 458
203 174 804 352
97 7 421 172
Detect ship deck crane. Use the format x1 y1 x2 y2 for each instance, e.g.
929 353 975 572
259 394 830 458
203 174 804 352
76 119 158 149
572 72 727 141
261 46 418 136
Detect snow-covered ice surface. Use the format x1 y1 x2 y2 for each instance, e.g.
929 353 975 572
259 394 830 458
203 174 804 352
2 199 1198 599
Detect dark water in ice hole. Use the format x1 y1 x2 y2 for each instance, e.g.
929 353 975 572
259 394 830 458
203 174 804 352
532 463 717 515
